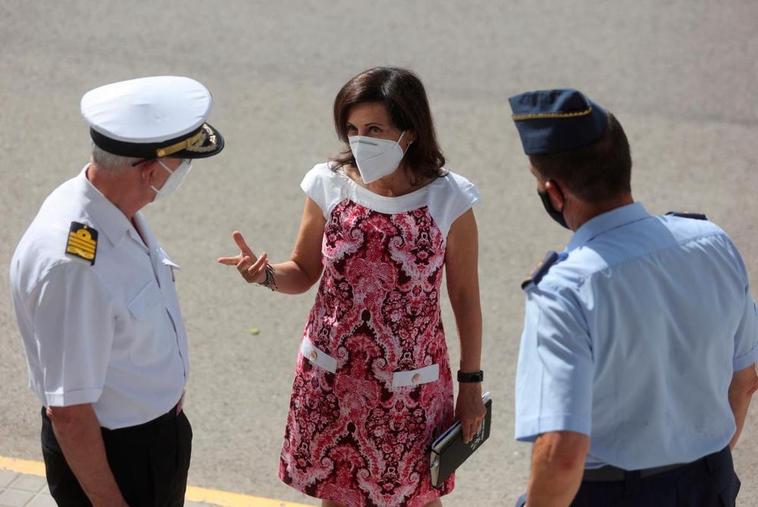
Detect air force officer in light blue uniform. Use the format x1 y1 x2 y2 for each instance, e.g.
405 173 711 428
510 89 758 506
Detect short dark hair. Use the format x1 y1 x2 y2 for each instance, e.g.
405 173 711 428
529 113 632 202
331 67 445 181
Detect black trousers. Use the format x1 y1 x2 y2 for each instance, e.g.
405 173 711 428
515 447 740 507
571 447 740 507
41 406 192 507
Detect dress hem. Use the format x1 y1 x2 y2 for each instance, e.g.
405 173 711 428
278 473 455 506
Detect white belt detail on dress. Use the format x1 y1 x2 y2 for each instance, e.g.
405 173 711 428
300 338 337 373
392 364 439 388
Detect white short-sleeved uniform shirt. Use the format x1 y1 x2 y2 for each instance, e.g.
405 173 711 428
10 167 189 429
300 162 479 237
515 203 758 470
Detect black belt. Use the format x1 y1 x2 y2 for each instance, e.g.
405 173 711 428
582 447 730 482
583 462 685 482
100 404 180 436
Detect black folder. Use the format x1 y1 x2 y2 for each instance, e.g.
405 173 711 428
430 392 492 487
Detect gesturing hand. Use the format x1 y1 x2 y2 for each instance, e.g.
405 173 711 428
217 231 269 284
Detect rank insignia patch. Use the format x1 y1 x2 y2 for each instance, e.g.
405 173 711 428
66 222 98 265
521 250 566 290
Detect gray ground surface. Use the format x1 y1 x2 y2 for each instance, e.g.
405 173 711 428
1 1 757 505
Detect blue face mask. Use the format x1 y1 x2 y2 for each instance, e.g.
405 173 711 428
151 159 192 201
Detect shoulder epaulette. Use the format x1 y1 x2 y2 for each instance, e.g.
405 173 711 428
666 211 708 221
521 250 561 290
65 221 98 265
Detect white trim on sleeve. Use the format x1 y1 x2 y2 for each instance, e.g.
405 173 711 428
300 163 347 219
44 387 104 407
299 163 479 237
427 170 480 237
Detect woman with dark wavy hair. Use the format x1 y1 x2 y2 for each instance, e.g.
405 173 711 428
220 67 484 507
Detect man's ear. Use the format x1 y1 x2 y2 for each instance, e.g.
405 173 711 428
545 180 565 212
139 160 158 183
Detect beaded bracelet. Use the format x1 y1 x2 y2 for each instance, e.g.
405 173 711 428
259 263 278 291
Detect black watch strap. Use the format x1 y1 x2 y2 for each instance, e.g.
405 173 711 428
457 370 484 383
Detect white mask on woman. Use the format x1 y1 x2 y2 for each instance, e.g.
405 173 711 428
348 132 408 184
151 159 192 201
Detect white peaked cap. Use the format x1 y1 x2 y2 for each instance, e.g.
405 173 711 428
81 76 224 159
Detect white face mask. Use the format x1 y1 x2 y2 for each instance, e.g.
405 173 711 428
348 131 407 184
151 159 192 201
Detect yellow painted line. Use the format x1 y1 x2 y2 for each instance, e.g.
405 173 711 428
0 455 314 507
0 456 45 476
185 485 313 506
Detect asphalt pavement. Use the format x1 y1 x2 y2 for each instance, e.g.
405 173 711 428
1 1 757 505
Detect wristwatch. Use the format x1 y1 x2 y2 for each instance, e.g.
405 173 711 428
457 370 484 383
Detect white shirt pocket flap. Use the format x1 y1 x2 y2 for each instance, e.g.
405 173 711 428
127 281 163 320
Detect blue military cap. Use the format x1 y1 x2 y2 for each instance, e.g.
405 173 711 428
509 89 608 155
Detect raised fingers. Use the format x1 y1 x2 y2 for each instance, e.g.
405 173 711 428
246 252 268 276
218 231 256 266
217 255 242 265
233 230 256 258
236 252 268 283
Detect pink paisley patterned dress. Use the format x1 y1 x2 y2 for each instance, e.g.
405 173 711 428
279 163 479 507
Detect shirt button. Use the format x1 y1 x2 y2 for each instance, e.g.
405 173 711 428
309 350 318 362
411 373 421 385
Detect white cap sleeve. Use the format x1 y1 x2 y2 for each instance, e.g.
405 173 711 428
300 163 346 218
427 171 480 238
30 262 115 406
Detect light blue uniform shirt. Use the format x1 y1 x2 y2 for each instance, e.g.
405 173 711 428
515 203 758 470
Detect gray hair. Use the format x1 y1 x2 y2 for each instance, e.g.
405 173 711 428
91 143 143 171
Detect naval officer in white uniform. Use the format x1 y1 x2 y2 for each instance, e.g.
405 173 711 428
10 75 224 507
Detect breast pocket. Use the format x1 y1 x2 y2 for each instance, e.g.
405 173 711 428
127 281 175 367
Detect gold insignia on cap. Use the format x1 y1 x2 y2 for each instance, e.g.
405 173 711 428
66 222 98 265
512 106 593 121
154 124 219 157
185 124 218 153
155 128 206 158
